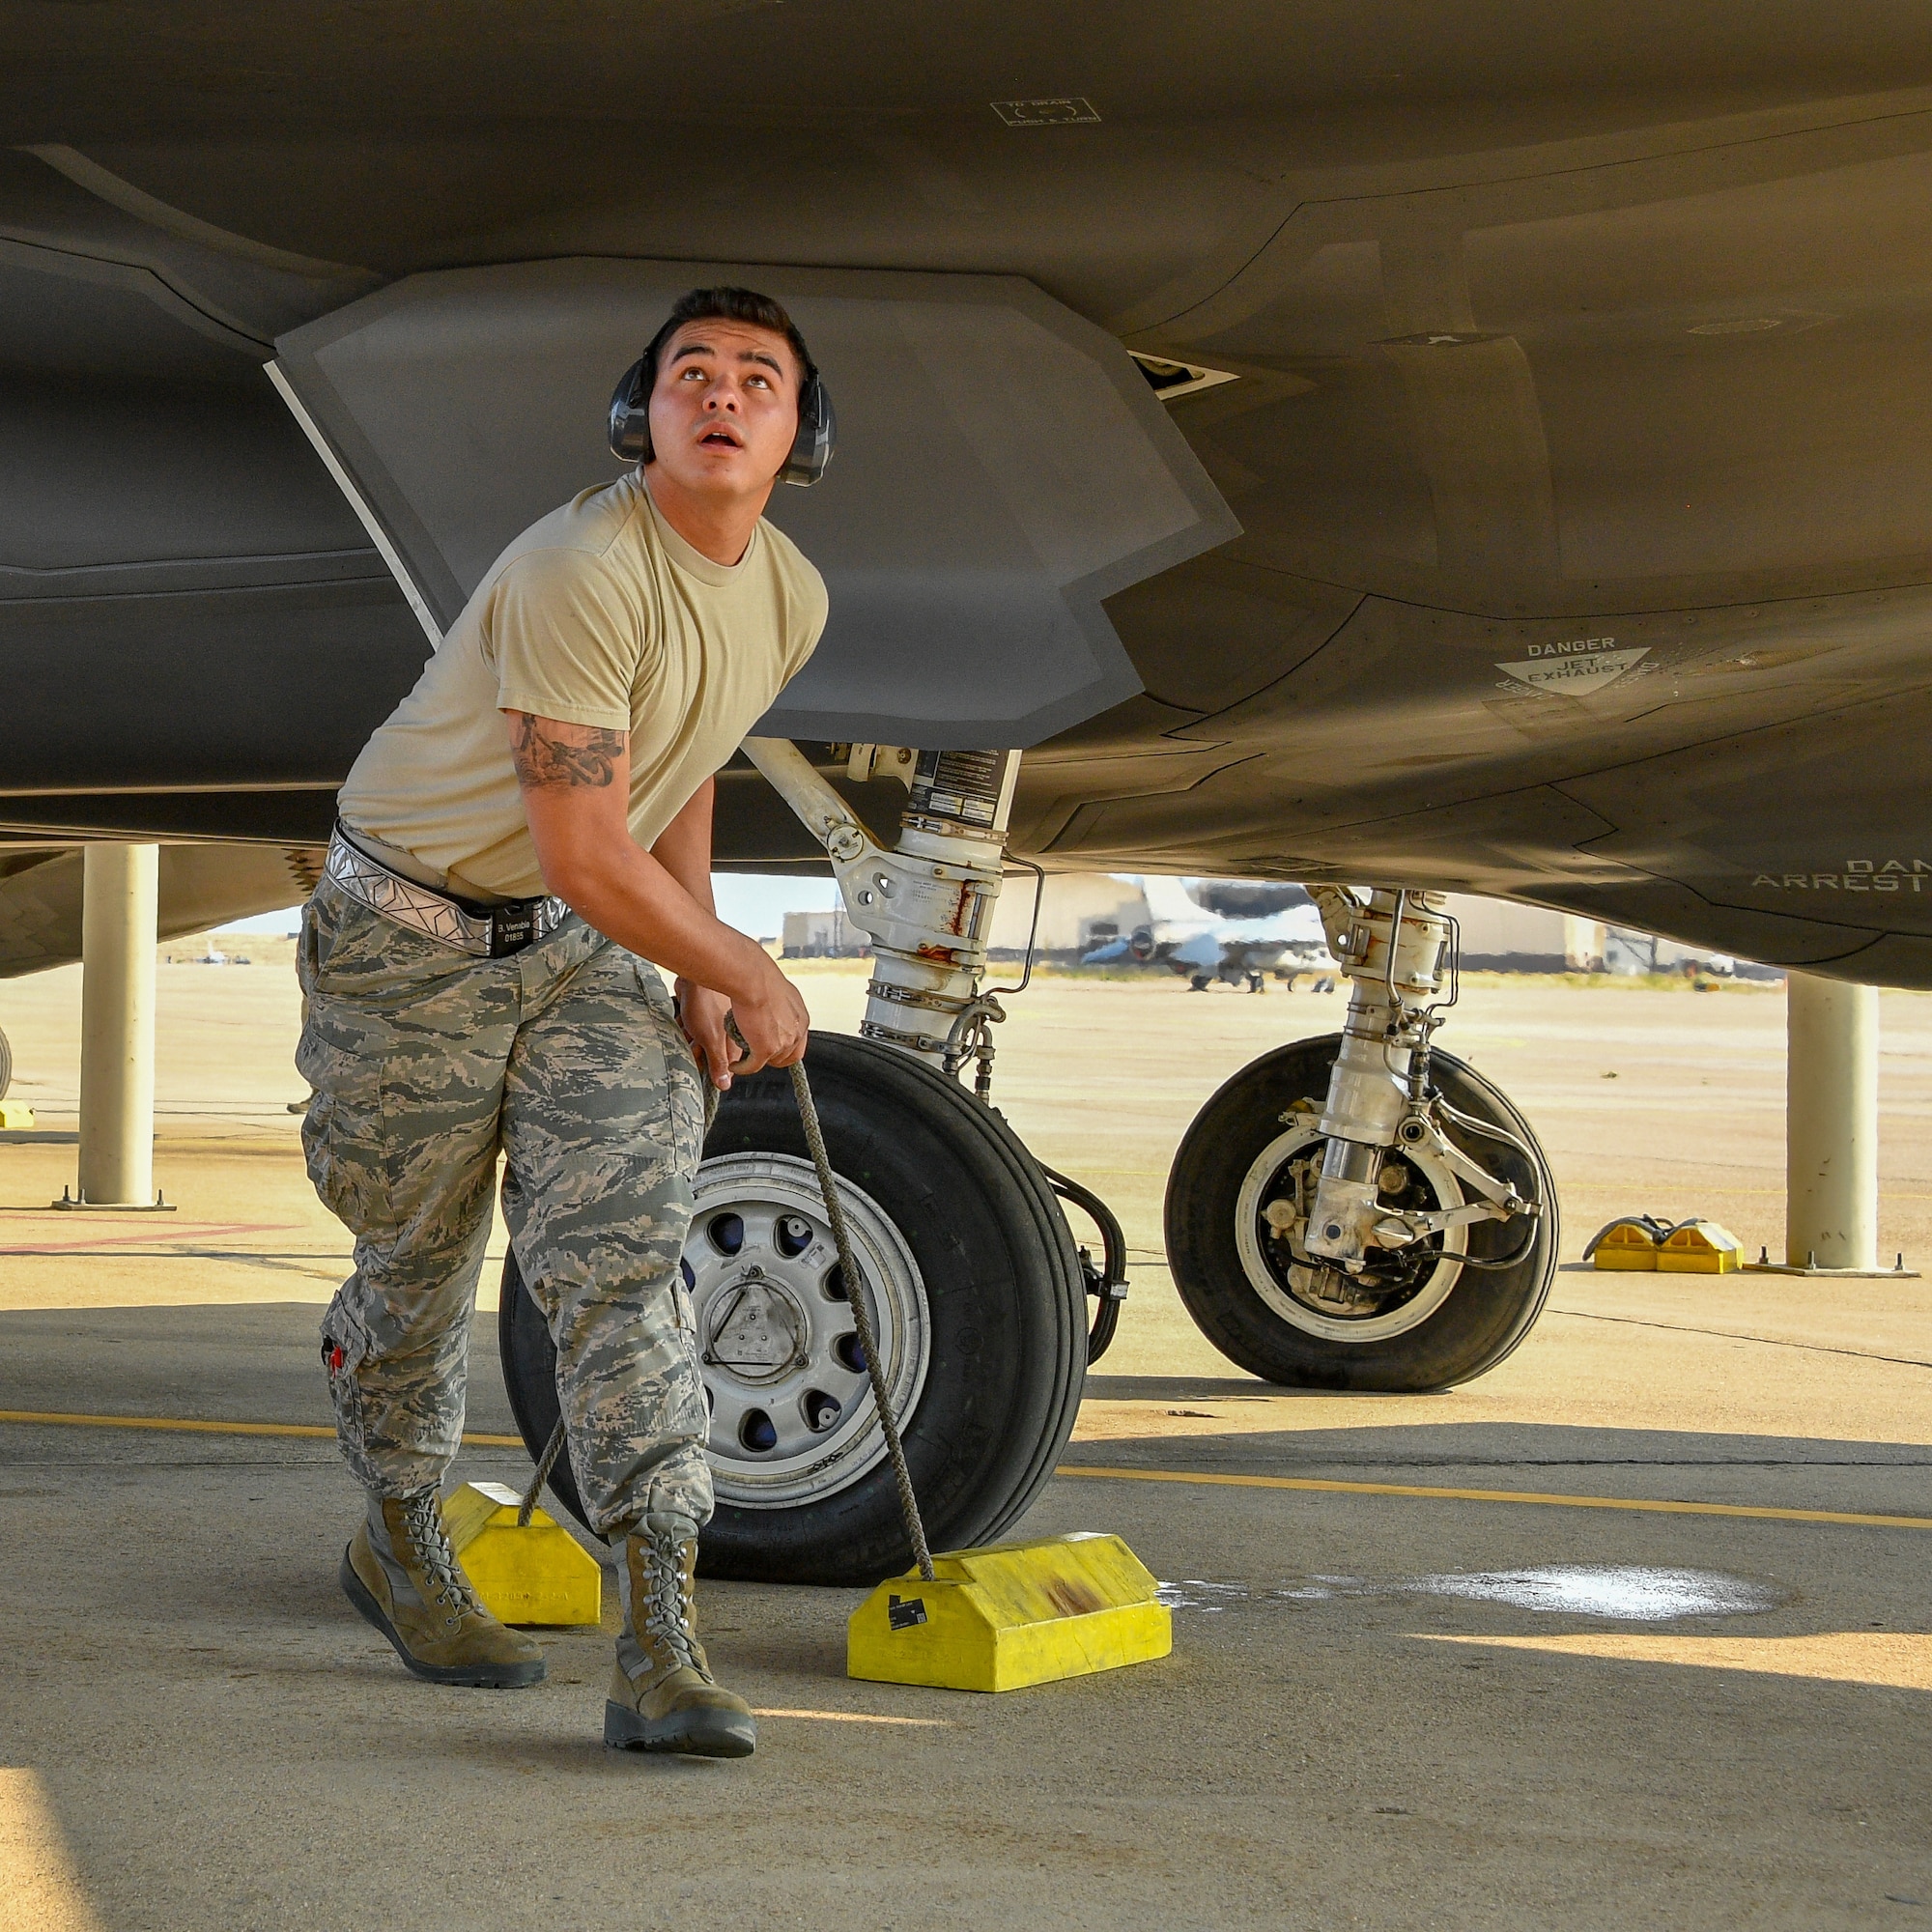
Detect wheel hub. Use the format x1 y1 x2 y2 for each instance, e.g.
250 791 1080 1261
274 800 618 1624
1234 1126 1467 1343
684 1152 928 1508
702 1268 808 1383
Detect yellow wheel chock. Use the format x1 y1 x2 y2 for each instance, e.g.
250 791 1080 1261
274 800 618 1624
440 1481 602 1628
848 1533 1171 1693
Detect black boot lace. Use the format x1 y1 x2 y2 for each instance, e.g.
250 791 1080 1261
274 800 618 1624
399 1491 481 1627
637 1526 704 1678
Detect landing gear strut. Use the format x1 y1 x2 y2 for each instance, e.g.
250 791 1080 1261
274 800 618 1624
1165 888 1557 1390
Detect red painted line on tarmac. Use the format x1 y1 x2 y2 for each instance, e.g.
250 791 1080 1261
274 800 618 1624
0 1221 292 1255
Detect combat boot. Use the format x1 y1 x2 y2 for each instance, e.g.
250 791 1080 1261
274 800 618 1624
340 1489 546 1689
604 1511 755 1757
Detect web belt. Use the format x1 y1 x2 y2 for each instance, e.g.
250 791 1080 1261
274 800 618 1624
324 828 569 959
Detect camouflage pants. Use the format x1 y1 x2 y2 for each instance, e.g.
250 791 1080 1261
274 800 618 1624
296 873 712 1535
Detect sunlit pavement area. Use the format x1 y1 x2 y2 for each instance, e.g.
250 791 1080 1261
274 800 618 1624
3 956 1931 1928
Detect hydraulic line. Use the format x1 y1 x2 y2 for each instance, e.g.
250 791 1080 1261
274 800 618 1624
1038 1162 1130 1363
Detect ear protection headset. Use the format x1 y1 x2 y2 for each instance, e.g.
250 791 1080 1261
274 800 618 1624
607 330 836 487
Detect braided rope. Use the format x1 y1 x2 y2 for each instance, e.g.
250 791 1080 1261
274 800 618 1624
789 1059 936 1583
518 1416 569 1528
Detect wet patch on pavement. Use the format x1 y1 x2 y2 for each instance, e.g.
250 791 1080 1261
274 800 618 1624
1159 1564 1788 1621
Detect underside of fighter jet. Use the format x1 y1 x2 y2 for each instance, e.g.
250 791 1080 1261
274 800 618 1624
5 4 1928 1576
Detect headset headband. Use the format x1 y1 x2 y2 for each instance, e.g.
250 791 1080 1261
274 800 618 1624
607 329 835 487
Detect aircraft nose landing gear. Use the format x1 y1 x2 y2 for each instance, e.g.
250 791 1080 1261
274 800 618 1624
1165 887 1558 1390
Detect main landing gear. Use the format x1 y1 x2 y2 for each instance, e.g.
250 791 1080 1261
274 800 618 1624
499 1033 1085 1584
1165 889 1557 1390
498 743 1116 1583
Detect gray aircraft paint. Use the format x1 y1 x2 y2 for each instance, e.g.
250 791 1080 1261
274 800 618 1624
8 20 1932 980
270 260 1237 750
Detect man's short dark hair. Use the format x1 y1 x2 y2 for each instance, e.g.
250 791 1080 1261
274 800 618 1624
645 286 816 390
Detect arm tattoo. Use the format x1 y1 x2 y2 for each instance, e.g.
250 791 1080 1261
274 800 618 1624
508 714 625 789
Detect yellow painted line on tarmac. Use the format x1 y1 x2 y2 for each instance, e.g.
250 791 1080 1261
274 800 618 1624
1056 1463 1932 1532
0 1408 525 1448
751 1708 951 1727
4 1411 1926 1531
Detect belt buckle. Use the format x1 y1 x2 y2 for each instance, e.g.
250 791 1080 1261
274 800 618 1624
490 903 537 957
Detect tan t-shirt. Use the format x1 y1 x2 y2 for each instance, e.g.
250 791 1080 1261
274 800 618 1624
338 475 827 901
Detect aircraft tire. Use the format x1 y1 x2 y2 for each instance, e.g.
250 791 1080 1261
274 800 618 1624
1164 1035 1557 1391
0 1024 11 1101
498 1031 1086 1584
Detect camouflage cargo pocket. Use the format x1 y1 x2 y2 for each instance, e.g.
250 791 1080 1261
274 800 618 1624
319 1300 373 1454
297 1018 400 1240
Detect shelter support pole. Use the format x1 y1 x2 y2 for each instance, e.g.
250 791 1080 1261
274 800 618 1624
1784 972 1878 1270
74 842 159 1208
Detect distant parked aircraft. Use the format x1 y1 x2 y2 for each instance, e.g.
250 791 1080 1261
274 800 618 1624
1083 877 1338 992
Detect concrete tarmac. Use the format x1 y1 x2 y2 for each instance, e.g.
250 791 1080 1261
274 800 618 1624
3 957 1930 1928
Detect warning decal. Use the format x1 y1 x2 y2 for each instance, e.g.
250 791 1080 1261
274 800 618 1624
1494 646 1650 695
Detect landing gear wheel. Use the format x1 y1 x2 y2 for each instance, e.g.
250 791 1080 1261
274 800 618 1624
0 1025 11 1101
498 1032 1086 1584
1164 1035 1557 1391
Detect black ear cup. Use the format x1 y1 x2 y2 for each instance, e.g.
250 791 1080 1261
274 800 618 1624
780 372 836 488
607 354 835 483
608 355 652 463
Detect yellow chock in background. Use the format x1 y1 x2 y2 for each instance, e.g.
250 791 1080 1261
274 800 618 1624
0 1100 35 1130
1584 1214 1745 1274
1657 1218 1744 1273
848 1532 1172 1692
440 1481 602 1627
1584 1215 1668 1270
